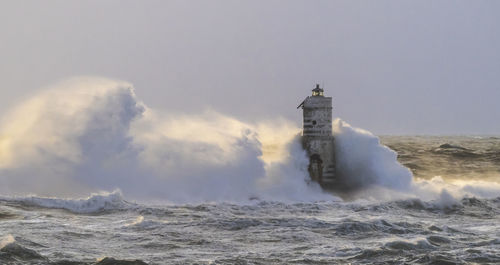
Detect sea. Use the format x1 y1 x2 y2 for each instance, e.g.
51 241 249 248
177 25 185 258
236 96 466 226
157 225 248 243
1 136 499 265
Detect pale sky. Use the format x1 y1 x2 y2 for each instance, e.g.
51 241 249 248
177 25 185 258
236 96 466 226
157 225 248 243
1 0 499 135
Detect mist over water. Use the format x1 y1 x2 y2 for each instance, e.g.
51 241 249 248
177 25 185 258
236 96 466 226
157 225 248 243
0 77 499 264
0 77 323 202
0 77 498 204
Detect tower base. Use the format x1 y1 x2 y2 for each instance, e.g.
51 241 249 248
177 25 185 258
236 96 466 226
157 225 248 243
301 135 337 190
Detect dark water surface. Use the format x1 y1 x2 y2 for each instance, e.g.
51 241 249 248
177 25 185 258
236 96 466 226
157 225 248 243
381 135 500 182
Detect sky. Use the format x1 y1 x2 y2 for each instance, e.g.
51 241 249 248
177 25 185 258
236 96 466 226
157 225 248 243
0 0 499 135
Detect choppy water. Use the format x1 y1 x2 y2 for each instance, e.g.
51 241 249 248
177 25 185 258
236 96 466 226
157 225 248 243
1 136 499 265
382 135 500 182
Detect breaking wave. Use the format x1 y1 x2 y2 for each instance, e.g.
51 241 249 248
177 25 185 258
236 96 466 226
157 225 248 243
0 77 327 203
333 119 413 191
0 77 498 204
0 234 148 264
0 240 46 263
0 190 132 214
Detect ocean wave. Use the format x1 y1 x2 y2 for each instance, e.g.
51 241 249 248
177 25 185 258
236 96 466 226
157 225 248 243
384 238 435 251
0 235 46 263
0 190 133 214
333 119 413 191
0 242 46 262
0 77 334 203
123 215 167 229
0 235 150 264
0 75 495 205
333 219 418 236
0 211 18 220
94 257 148 265
393 196 462 212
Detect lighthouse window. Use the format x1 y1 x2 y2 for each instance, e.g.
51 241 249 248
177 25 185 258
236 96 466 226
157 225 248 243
312 120 317 125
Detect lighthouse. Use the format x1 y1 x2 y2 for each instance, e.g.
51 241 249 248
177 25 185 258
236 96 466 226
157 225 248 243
297 84 336 189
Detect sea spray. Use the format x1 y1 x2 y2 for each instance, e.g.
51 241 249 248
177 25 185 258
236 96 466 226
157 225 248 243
0 77 145 197
0 190 131 214
0 77 327 202
333 119 413 191
0 77 498 203
257 135 337 202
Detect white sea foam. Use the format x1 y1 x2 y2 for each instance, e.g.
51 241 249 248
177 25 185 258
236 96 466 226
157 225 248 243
0 76 497 204
330 120 500 202
0 77 332 203
257 135 338 202
2 190 130 214
412 176 500 201
434 189 461 209
124 215 167 229
333 119 413 191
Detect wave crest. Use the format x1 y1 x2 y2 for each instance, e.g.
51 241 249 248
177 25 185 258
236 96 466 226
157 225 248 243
2 190 131 214
0 77 496 204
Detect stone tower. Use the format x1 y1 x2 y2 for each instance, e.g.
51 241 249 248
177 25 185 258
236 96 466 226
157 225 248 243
297 84 336 189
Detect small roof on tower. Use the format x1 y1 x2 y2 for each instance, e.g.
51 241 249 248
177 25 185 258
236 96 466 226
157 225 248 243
312 84 324 97
312 84 323 92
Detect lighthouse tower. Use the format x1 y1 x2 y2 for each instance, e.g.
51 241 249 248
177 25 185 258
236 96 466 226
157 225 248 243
297 84 336 189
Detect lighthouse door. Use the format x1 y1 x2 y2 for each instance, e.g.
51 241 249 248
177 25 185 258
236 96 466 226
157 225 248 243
308 154 323 183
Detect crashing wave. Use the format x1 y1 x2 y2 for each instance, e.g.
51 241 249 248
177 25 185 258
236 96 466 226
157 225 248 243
333 119 414 192
0 234 150 264
1 190 132 214
0 77 497 204
0 235 46 263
